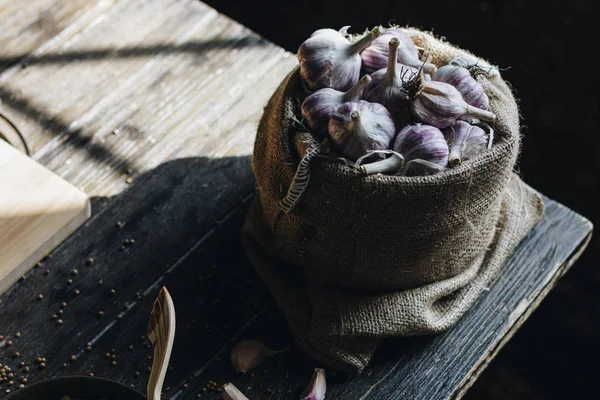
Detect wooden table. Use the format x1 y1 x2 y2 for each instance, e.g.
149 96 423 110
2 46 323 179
0 0 593 398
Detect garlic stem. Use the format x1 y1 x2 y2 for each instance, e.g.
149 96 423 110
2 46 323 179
342 75 371 102
464 105 496 123
385 37 400 84
348 26 383 55
361 153 404 175
448 149 462 166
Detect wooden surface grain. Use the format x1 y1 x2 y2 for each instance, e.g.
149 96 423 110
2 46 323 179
0 0 593 399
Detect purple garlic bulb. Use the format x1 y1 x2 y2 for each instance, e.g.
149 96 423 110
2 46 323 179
362 37 414 119
443 120 488 166
301 75 371 135
298 26 383 91
432 65 489 110
360 28 437 75
393 124 449 168
328 100 396 161
408 80 496 129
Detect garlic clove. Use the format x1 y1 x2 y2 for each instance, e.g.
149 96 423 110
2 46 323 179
222 383 249 400
301 368 326 400
230 340 283 373
393 123 449 170
443 120 489 166
405 78 496 129
301 75 372 135
362 37 415 122
328 100 396 162
360 28 437 75
432 65 489 110
298 26 382 91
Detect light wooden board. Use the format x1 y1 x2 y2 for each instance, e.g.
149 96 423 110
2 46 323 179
0 139 90 295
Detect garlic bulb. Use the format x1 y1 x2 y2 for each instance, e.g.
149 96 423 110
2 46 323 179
362 37 414 119
394 124 449 168
443 120 488 166
359 124 448 175
301 75 371 135
407 79 496 129
361 28 437 75
298 26 383 91
432 65 489 110
328 100 396 161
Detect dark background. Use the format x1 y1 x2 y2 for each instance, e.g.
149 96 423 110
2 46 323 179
204 1 598 398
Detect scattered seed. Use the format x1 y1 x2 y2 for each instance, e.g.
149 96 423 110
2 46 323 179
57 319 63 325
70 355 76 361
98 280 103 286
111 361 117 367
62 364 67 369
57 309 64 315
71 269 78 275
6 340 12 346
125 177 133 184
39 363 45 369
18 362 24 368
61 302 67 308
115 221 123 228
74 290 80 296
89 373 94 377
15 332 21 338
7 381 13 386
129 345 134 351
135 371 140 377
97 311 104 318
12 352 20 358
86 258 95 265
86 346 92 352
111 354 116 360
117 314 123 320
22 367 29 373
110 289 116 295
37 294 43 301
67 279 73 285
18 384 24 389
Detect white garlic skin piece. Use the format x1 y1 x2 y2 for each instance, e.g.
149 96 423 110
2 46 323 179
328 100 396 161
298 27 382 91
443 120 488 166
363 37 414 121
393 124 449 168
301 368 326 400
409 80 496 129
360 28 437 75
432 65 489 110
301 75 371 135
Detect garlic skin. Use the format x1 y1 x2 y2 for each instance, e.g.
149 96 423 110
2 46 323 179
432 65 489 110
230 340 281 373
298 26 383 91
222 383 249 400
361 28 437 75
443 120 488 166
301 75 371 135
393 124 449 169
301 368 326 400
363 37 414 120
328 100 396 161
408 80 496 129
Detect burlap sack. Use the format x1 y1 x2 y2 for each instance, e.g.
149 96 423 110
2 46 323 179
243 28 544 372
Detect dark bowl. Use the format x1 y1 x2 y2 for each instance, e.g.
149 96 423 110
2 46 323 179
6 376 146 400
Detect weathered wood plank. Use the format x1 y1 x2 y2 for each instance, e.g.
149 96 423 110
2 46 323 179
0 0 110 72
0 0 295 200
161 198 591 400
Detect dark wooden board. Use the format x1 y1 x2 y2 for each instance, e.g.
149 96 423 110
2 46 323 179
0 155 591 399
